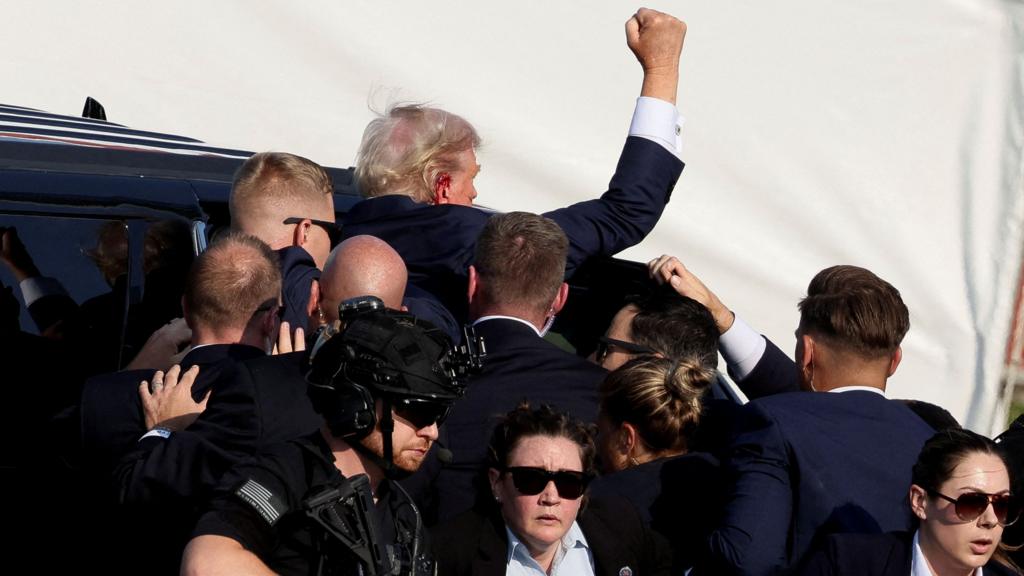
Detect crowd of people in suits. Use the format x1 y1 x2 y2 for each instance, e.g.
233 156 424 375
1 6 1021 576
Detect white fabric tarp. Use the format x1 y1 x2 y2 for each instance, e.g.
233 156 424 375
2 1 1022 433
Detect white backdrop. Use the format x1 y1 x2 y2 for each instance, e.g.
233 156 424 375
3 1 1022 433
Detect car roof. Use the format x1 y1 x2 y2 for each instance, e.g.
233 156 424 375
0 102 358 211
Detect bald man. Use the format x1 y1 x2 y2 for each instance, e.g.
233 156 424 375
317 235 459 340
319 235 407 322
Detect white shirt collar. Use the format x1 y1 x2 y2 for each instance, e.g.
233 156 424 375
912 529 984 576
828 385 886 397
473 315 542 337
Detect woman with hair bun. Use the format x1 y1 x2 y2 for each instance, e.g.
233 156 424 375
588 355 724 572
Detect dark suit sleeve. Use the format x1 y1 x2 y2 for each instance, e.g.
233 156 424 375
705 401 792 576
114 365 261 503
543 136 683 278
732 336 800 399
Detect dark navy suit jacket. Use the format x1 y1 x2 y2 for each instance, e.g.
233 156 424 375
704 390 936 576
427 318 607 522
799 531 1017 576
113 350 321 504
80 343 265 483
341 136 684 321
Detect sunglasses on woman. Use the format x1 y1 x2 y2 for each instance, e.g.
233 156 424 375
929 490 1021 526
504 466 592 500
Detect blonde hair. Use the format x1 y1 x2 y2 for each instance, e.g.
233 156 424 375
599 356 715 454
230 152 334 236
355 103 480 203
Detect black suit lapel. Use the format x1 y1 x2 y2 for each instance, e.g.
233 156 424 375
579 507 633 576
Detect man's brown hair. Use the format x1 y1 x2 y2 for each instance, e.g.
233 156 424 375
229 152 334 233
473 212 567 317
797 265 909 358
184 232 282 331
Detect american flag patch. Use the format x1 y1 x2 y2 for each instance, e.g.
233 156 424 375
235 479 285 526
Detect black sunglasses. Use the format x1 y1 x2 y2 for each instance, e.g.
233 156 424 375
595 336 654 363
255 300 286 321
391 397 451 430
283 217 342 246
929 490 1021 526
503 466 591 500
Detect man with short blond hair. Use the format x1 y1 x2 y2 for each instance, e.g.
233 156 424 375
230 151 336 333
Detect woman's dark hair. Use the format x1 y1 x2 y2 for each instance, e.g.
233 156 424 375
599 355 714 454
486 402 596 476
912 428 1007 491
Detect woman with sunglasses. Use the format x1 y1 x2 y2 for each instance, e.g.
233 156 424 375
588 355 720 572
800 428 1020 575
432 402 671 576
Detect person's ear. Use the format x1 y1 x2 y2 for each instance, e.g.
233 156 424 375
550 282 569 316
888 346 903 377
433 173 452 205
909 484 929 521
467 265 480 305
488 467 503 502
620 422 638 455
292 218 311 247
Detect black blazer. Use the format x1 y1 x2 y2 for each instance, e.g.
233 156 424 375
431 497 673 576
705 390 937 576
800 531 1019 576
427 318 607 522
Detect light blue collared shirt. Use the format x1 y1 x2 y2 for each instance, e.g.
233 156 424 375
505 521 595 576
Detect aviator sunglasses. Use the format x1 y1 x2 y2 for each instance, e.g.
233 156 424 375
929 490 1021 526
503 466 592 500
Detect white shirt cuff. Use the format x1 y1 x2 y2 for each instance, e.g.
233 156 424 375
139 427 172 441
719 315 767 381
629 96 683 159
19 276 69 307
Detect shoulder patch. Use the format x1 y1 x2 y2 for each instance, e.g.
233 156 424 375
235 478 288 526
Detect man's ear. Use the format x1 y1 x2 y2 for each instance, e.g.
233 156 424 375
467 265 480 305
550 282 569 316
909 484 928 520
888 346 903 377
292 218 311 248
433 173 452 205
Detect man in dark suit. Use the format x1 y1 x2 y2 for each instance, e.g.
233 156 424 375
77 232 319 574
342 8 688 322
698 265 937 576
425 212 608 523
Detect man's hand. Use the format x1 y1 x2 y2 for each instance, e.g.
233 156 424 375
0 227 41 282
124 318 192 371
626 8 686 105
139 364 209 431
648 254 735 333
271 321 305 355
